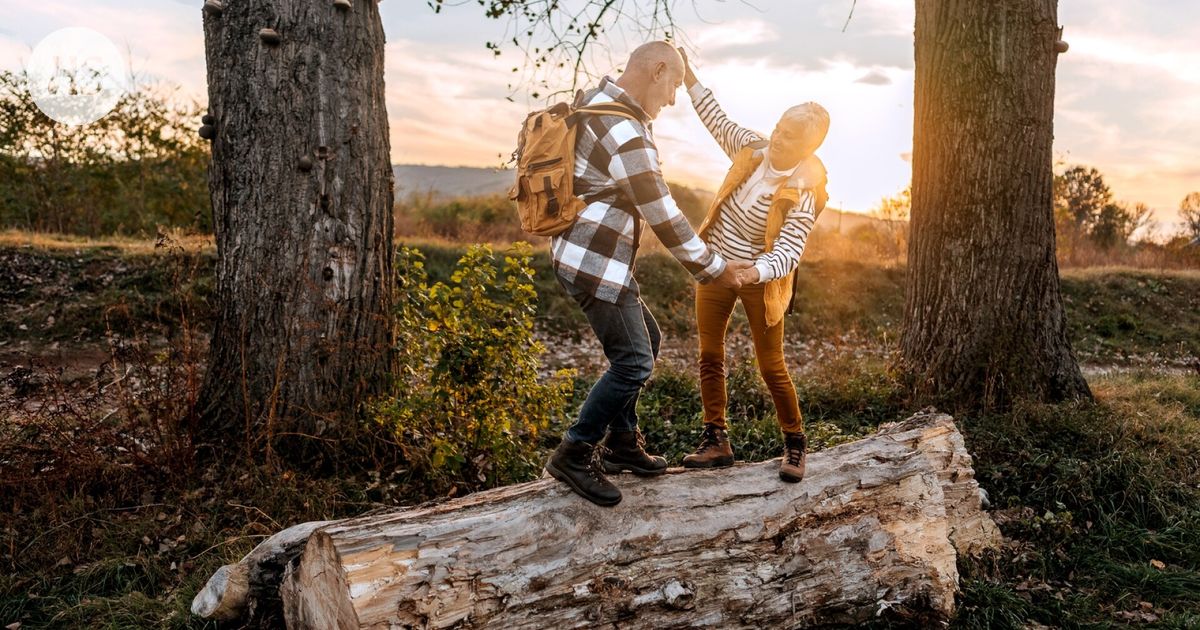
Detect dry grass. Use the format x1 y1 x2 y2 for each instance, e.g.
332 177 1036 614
1063 265 1200 281
0 229 213 255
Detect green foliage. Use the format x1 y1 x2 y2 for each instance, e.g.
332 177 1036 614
373 243 574 495
0 71 209 236
796 353 910 433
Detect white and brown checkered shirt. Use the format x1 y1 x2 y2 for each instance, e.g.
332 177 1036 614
551 77 727 304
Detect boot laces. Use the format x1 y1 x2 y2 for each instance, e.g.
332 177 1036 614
694 426 723 453
588 444 611 481
784 437 806 465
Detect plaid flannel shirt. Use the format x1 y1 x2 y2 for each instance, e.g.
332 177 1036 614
550 77 727 304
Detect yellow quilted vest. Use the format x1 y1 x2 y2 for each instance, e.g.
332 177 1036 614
697 143 827 328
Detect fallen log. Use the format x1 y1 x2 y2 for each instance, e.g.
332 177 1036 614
193 413 999 628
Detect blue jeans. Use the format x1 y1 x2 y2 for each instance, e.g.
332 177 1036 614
559 276 662 444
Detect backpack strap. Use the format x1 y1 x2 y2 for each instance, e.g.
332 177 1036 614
569 101 646 255
567 102 641 126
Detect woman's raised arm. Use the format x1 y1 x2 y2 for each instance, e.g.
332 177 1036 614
680 48 764 160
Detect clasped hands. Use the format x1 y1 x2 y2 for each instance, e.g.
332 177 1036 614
715 259 762 289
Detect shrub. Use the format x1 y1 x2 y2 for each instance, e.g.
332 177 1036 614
373 243 574 497
0 71 209 236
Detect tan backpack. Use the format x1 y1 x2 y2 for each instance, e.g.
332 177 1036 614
508 100 638 236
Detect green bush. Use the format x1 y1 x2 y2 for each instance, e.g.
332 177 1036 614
373 243 574 496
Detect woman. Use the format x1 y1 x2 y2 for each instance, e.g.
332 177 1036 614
677 50 830 483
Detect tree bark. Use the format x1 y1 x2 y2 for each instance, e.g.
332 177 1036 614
903 0 1091 408
197 0 394 445
192 413 1000 628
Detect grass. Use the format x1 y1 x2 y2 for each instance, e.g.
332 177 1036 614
955 372 1200 628
632 354 905 465
0 230 214 343
1061 267 1200 365
0 467 373 629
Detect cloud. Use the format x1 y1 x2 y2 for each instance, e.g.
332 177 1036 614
854 70 891 85
0 36 30 69
384 39 528 167
0 0 207 100
816 0 914 37
1069 31 1200 85
0 0 1194 228
688 19 779 51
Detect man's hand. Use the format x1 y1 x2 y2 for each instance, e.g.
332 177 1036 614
736 265 762 286
678 47 698 89
714 259 753 289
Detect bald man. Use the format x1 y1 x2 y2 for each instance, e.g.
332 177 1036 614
544 42 751 506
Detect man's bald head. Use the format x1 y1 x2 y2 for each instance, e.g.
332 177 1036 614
625 41 684 78
615 41 685 120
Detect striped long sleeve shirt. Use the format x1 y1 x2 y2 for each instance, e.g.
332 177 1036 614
550 77 727 304
689 81 821 283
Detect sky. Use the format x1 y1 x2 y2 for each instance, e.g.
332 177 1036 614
1 0 1197 235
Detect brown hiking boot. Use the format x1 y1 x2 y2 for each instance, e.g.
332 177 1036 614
682 423 734 469
779 432 807 483
601 429 668 476
545 439 622 506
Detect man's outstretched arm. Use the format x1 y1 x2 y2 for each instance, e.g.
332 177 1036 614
602 120 749 286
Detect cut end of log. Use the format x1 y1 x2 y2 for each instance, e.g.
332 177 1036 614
190 562 249 621
281 532 360 629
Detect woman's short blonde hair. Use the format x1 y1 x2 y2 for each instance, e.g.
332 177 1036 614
780 102 830 149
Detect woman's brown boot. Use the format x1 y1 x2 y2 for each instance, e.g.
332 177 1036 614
779 432 807 483
682 423 734 468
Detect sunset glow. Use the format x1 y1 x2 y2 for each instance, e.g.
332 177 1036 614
1 0 1196 232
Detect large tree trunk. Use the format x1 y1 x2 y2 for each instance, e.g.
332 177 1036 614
197 0 394 444
902 0 1091 408
193 413 1000 628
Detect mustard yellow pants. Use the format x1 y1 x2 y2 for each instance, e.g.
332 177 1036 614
695 281 803 434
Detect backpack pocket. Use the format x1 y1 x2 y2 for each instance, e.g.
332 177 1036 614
527 166 566 217
515 165 581 236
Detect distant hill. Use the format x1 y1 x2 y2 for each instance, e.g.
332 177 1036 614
394 164 514 199
392 164 892 232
